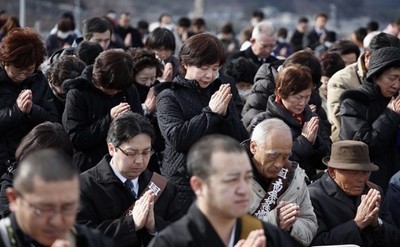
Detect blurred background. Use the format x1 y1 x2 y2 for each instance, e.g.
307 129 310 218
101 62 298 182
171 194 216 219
0 0 399 40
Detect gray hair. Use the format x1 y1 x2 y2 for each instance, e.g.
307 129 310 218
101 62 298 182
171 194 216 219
251 118 291 145
251 21 276 41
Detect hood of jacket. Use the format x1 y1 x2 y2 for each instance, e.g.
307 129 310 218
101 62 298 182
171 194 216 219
61 65 95 93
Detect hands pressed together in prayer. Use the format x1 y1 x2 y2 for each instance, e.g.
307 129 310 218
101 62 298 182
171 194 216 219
131 190 157 234
110 102 131 120
277 201 300 232
301 116 319 145
235 229 266 247
387 94 400 114
209 84 232 117
17 89 33 114
144 88 157 113
354 188 381 230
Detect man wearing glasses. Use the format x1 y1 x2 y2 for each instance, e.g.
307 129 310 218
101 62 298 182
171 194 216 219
77 112 182 247
0 149 111 246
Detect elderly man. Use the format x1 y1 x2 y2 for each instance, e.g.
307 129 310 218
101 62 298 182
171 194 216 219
248 118 317 246
1 149 111 246
148 134 300 247
309 140 400 246
77 112 182 246
230 21 280 68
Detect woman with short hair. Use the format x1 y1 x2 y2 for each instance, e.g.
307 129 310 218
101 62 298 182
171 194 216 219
155 33 248 212
0 28 59 176
250 65 331 181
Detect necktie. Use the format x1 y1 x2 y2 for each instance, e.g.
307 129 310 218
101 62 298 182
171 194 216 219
124 180 137 199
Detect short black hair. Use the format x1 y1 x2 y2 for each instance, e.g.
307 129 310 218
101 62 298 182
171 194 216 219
367 20 379 32
74 41 103 65
329 40 360 59
187 134 245 180
83 17 113 40
14 149 78 194
226 57 258 83
319 52 345 78
298 16 309 24
107 112 155 147
127 48 163 78
146 27 176 52
178 17 191 28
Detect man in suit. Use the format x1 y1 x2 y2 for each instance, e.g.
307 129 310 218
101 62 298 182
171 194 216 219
77 112 182 247
230 21 281 69
149 134 300 247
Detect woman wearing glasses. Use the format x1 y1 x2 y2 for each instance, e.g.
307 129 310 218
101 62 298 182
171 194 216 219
0 28 59 177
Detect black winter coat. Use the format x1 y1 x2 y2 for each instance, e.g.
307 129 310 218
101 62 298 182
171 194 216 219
0 68 59 176
155 76 248 211
77 155 182 247
229 46 281 68
0 214 113 247
148 203 301 247
241 63 329 132
62 66 143 172
309 172 400 246
340 80 400 192
250 95 331 180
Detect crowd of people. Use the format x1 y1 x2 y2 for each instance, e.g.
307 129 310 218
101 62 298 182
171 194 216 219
0 7 400 247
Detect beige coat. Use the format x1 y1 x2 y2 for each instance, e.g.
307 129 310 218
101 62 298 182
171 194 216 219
249 165 318 246
327 55 367 142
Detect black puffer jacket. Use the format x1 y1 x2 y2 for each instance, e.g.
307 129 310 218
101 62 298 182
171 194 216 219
250 95 331 180
242 63 278 128
62 66 143 172
340 80 400 192
155 76 248 211
242 63 329 133
0 68 59 176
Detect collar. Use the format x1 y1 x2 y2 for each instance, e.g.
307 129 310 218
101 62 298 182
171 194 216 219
320 172 361 210
110 158 139 194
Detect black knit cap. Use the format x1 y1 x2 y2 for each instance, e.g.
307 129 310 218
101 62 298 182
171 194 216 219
366 47 400 81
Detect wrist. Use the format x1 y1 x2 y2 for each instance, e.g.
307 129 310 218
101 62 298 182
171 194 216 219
372 218 383 230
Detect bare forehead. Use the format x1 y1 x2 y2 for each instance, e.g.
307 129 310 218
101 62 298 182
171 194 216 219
91 31 111 40
262 129 292 147
210 151 251 173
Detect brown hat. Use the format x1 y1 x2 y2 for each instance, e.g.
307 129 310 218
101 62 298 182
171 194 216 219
322 140 378 171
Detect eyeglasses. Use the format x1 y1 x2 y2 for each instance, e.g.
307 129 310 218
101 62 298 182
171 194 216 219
17 193 78 218
117 146 155 159
6 64 36 79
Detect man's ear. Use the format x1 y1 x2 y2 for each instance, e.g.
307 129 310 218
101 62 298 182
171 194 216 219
7 188 18 212
250 140 257 155
108 143 116 156
190 176 204 197
327 167 336 179
250 37 256 45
